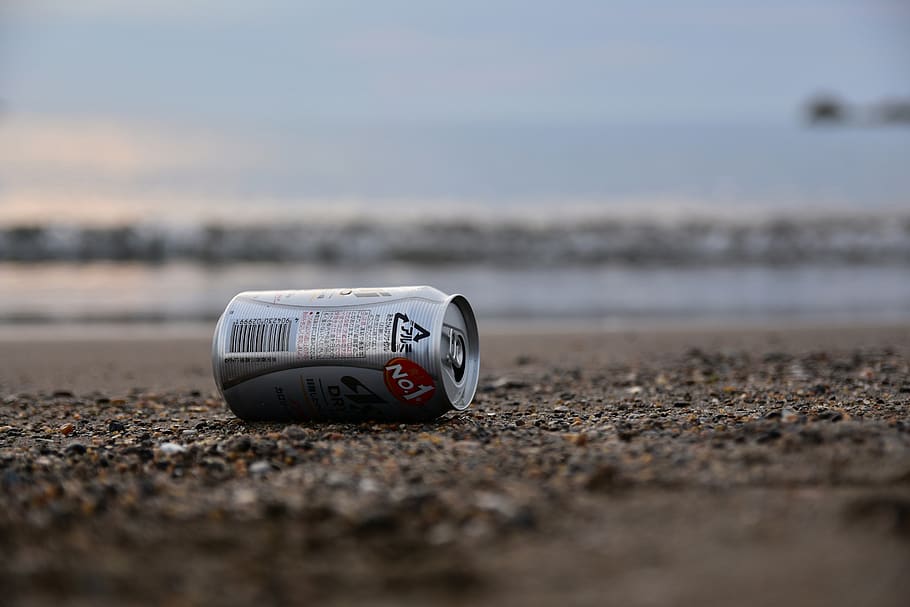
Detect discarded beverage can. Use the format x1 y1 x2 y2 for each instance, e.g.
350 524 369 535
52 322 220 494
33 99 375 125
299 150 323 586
212 286 479 422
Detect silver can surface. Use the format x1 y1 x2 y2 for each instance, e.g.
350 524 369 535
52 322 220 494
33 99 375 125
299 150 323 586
212 286 479 422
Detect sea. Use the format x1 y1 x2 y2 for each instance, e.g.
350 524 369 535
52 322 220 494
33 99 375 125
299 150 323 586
1 122 908 334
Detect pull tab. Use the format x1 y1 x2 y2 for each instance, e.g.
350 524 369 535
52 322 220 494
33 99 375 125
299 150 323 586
446 328 466 382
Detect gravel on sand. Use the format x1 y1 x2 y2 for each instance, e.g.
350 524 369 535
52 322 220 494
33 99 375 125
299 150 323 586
1 326 909 606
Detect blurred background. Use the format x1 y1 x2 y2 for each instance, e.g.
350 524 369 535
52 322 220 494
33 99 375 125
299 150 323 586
1 0 908 332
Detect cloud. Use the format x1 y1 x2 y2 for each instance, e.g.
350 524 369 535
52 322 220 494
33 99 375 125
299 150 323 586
0 114 258 181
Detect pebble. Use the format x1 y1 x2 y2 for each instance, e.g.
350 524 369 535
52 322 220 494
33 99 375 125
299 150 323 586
484 377 529 391
756 429 782 443
249 460 273 476
65 442 87 455
585 464 631 492
226 435 252 453
58 423 75 436
108 421 126 432
159 442 187 455
781 408 800 423
232 487 257 507
475 492 517 518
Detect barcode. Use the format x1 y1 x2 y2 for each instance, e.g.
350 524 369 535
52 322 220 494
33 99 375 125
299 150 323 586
229 318 293 353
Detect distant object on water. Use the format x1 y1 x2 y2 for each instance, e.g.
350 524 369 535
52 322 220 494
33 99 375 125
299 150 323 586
875 99 910 125
805 93 910 126
806 94 848 124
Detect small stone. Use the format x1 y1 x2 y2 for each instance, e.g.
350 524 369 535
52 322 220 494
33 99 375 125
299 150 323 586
353 510 399 535
585 464 631 492
281 425 307 440
249 460 273 476
358 478 379 493
159 442 186 455
475 492 516 517
232 487 257 507
427 522 457 545
756 429 782 443
484 377 529 391
108 420 126 432
65 442 87 455
565 433 588 446
52 390 74 398
798 429 824 444
617 430 637 442
59 423 75 436
811 384 829 395
226 435 252 453
0 425 12 433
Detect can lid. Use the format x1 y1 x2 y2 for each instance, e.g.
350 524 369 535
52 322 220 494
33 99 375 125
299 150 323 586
439 295 479 410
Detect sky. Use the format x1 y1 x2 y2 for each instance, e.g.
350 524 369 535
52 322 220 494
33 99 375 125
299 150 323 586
0 0 908 224
3 0 908 125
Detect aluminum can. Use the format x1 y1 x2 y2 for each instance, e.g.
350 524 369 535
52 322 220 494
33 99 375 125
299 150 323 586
212 286 479 422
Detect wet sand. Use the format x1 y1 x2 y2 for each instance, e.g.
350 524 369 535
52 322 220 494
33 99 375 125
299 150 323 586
1 324 909 606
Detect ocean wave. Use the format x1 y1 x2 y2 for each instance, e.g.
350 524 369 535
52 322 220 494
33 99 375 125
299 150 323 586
1 216 909 266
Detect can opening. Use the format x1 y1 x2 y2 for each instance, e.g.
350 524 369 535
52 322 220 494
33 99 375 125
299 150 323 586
450 332 466 382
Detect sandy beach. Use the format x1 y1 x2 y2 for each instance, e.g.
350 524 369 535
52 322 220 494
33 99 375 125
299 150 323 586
1 324 909 606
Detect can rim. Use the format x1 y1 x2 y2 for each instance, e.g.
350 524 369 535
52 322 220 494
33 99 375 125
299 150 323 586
438 293 480 411
211 300 230 400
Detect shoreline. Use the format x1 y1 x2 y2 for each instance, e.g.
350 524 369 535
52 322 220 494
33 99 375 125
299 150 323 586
1 322 908 396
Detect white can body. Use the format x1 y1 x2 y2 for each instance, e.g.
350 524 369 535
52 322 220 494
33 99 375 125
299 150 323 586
212 286 479 422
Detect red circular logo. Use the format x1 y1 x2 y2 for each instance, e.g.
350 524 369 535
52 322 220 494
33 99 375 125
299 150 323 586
383 357 436 405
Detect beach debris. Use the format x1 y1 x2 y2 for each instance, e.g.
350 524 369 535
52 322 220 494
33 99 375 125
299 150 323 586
212 286 478 422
